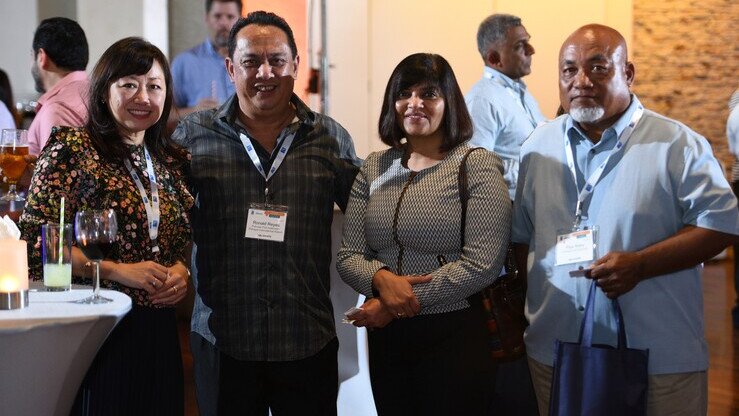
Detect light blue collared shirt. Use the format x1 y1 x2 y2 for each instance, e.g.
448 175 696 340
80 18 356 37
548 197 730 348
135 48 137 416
171 40 235 108
513 96 739 374
466 67 547 199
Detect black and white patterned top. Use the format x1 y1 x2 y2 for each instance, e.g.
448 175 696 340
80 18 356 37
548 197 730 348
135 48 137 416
337 143 511 315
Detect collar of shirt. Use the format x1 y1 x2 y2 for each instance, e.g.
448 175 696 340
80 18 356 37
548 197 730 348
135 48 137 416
565 94 642 150
203 39 222 59
484 66 528 93
216 93 316 130
37 70 88 106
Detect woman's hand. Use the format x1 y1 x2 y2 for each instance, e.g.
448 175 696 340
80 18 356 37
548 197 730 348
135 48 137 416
149 262 189 307
372 268 432 318
351 298 395 329
104 260 169 294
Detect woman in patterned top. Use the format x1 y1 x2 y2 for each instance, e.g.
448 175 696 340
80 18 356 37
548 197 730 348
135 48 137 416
337 53 511 415
19 37 192 415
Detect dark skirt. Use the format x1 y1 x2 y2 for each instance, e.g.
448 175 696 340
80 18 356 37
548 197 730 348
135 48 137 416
368 306 496 416
71 304 184 416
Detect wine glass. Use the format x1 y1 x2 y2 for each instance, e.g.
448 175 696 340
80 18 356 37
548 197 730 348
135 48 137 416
0 129 29 202
74 209 118 304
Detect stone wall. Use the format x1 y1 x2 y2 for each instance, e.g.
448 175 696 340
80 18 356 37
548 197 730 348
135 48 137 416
632 0 739 172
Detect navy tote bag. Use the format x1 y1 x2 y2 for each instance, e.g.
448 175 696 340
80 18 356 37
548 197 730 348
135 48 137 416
549 281 649 416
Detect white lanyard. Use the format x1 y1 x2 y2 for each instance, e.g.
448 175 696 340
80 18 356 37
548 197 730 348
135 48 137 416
123 145 161 253
239 130 296 185
564 106 644 226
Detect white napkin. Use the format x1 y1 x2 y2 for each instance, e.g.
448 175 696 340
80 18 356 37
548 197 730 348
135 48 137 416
0 215 21 240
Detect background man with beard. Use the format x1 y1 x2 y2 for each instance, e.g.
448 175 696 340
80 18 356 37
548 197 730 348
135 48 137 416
28 17 89 156
170 4 241 414
170 0 241 123
513 24 739 415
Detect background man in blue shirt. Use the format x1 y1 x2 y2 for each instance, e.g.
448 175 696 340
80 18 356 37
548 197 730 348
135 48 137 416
466 14 546 201
170 0 241 126
513 24 739 416
170 2 241 414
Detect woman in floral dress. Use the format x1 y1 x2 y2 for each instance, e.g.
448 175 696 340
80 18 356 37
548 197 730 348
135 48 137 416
20 37 193 415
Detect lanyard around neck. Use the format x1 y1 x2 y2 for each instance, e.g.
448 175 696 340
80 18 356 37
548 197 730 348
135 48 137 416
239 130 296 184
564 106 644 227
123 145 161 253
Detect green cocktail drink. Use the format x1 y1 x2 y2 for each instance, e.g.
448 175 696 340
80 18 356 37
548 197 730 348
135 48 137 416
43 262 72 291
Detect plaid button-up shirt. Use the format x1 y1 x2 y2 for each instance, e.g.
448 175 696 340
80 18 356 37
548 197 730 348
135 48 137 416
173 94 361 361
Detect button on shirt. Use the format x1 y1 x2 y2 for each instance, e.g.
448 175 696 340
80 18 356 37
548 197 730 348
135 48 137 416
171 40 235 108
173 94 361 361
512 96 739 375
28 70 89 156
466 67 546 199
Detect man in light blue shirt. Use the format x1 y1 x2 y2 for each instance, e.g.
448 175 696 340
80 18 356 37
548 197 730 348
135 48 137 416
513 24 739 416
170 0 240 126
466 14 542 416
466 14 546 200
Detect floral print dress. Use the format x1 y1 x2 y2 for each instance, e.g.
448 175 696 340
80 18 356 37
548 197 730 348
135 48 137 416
19 126 194 307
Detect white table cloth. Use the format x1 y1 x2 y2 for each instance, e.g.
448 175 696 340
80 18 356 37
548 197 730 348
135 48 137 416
0 289 131 416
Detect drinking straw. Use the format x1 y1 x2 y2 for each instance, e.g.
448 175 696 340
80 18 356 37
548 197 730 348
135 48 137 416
58 197 65 265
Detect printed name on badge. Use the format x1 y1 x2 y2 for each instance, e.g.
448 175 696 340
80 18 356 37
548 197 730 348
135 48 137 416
555 229 594 266
245 206 288 242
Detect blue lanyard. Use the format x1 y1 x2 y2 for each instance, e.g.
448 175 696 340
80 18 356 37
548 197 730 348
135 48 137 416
123 145 161 252
564 106 644 227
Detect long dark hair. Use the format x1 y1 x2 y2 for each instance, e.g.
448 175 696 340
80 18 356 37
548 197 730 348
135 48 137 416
378 53 473 152
86 37 186 166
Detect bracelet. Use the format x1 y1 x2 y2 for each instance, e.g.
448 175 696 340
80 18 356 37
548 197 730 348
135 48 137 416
177 261 191 278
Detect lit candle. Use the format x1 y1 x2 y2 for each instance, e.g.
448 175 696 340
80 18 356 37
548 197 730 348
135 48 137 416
0 240 29 293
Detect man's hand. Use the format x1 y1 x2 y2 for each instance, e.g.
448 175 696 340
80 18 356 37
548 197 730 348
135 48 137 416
587 251 645 298
350 297 395 329
372 268 431 318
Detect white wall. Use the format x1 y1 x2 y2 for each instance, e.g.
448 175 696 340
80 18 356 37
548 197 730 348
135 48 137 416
0 0 169 106
0 1 39 103
325 0 632 158
77 0 168 69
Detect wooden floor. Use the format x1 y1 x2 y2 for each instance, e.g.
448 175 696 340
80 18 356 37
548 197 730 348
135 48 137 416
178 260 739 416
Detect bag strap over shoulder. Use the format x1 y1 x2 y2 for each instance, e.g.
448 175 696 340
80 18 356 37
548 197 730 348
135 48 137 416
458 147 517 276
458 147 486 246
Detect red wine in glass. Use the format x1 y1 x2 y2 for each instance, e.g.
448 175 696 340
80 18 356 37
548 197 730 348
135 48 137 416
74 209 117 304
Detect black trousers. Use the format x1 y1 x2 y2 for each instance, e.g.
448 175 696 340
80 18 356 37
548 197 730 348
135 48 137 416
217 337 339 416
368 307 495 416
71 305 184 416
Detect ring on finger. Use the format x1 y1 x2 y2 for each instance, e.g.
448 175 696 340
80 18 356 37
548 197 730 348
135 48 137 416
172 286 178 293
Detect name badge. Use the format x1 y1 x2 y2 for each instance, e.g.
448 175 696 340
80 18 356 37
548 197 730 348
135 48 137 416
555 229 594 266
245 203 288 242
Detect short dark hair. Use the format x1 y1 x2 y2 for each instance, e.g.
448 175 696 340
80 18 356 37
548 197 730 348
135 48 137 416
227 11 298 59
378 53 473 152
32 17 89 71
476 14 522 60
206 0 243 15
0 69 15 119
86 37 186 166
